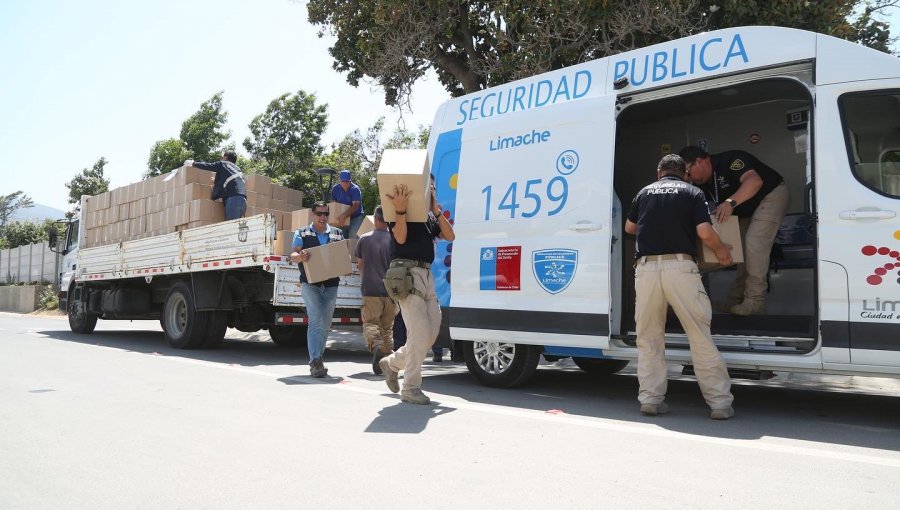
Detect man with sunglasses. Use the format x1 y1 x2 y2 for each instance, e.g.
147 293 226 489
290 201 346 377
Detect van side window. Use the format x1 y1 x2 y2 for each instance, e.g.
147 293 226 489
840 92 900 198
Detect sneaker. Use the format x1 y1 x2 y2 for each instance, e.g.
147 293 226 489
640 402 670 416
710 407 735 420
729 300 765 316
309 358 328 378
379 358 399 393
400 388 431 405
372 350 385 375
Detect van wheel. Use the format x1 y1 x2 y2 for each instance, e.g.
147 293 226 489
162 281 208 349
68 284 98 334
203 312 228 349
463 341 541 388
269 325 309 348
572 357 629 375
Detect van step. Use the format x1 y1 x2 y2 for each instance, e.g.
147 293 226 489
682 365 775 380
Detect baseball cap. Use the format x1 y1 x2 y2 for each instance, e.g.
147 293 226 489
339 170 352 181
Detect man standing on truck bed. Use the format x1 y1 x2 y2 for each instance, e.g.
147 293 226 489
378 179 455 405
331 169 365 238
186 150 247 220
625 154 735 420
290 201 346 378
678 146 790 316
354 205 396 375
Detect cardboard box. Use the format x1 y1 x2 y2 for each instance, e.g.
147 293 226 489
272 230 295 256
176 183 212 204
245 174 274 197
189 200 225 223
377 149 430 222
698 215 744 271
162 166 215 188
328 202 351 227
283 187 303 207
301 239 352 283
291 209 312 230
356 215 376 237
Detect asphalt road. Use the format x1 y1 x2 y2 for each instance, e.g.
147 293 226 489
2 312 899 509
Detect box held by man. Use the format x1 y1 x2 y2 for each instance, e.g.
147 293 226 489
377 149 430 222
302 239 353 283
698 215 744 271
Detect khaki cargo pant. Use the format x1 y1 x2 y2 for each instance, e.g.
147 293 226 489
731 183 790 304
382 267 441 390
362 296 396 355
635 256 733 410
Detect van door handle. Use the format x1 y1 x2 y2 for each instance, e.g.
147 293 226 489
568 222 603 232
839 209 896 220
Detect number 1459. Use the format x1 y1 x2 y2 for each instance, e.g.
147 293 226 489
481 176 568 221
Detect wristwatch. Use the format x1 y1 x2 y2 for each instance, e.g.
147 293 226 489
724 198 738 208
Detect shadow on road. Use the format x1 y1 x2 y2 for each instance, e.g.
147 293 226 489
365 401 457 433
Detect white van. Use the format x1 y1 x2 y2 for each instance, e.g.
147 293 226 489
425 26 900 387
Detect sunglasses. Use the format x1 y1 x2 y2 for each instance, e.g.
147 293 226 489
314 211 330 217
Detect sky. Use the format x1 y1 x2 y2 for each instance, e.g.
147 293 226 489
0 0 449 212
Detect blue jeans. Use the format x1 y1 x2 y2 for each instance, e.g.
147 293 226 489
224 195 247 220
302 283 338 361
347 214 364 239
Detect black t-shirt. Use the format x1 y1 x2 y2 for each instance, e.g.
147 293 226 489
706 150 783 217
627 175 712 258
387 213 440 263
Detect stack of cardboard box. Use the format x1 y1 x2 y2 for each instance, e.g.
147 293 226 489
82 167 304 248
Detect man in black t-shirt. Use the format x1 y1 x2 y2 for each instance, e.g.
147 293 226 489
625 154 735 420
679 146 790 315
377 178 455 405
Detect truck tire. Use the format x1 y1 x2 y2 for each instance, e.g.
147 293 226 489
269 325 309 348
463 341 541 388
68 284 98 334
572 357 629 376
162 281 208 349
202 312 228 349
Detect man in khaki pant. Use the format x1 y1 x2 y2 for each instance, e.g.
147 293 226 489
378 180 455 405
355 206 395 374
625 155 736 420
679 146 790 315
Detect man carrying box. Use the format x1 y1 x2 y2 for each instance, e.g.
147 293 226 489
354 206 395 375
186 150 247 220
290 201 346 378
331 169 365 238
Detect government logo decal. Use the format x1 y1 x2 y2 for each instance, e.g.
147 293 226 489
730 159 745 171
532 249 578 294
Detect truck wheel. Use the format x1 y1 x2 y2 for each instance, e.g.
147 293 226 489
68 284 98 334
463 341 541 388
162 281 208 349
202 312 228 349
572 357 629 376
269 325 309 348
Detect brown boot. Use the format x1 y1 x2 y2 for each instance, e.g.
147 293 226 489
729 300 765 316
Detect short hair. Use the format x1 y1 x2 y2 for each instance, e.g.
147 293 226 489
223 150 238 163
373 205 384 223
658 154 686 177
678 145 708 165
312 200 328 211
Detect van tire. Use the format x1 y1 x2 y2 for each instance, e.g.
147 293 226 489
463 341 541 388
162 281 208 349
68 284 98 334
269 325 309 348
572 357 629 375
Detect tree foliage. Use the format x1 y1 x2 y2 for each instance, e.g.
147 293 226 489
0 220 47 249
243 90 329 198
145 139 191 179
308 0 896 108
146 92 231 178
66 157 110 206
0 191 34 228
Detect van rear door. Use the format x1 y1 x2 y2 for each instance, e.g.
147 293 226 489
448 96 617 350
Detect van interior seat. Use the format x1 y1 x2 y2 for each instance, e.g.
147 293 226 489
770 212 815 270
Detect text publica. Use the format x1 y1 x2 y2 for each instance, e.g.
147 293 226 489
456 70 592 126
489 129 551 152
613 33 749 87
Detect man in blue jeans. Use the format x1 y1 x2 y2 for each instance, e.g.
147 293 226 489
290 201 346 377
187 150 246 220
331 169 365 238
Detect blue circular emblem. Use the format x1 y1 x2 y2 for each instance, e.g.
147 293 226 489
556 150 579 175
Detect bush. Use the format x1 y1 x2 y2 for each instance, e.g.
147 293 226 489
39 286 58 311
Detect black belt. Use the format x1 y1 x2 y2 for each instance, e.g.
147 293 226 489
391 259 432 270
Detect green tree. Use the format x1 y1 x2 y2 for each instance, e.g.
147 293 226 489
243 90 329 197
0 220 47 249
181 91 231 162
65 157 110 207
0 191 34 228
145 139 191 178
308 0 894 108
